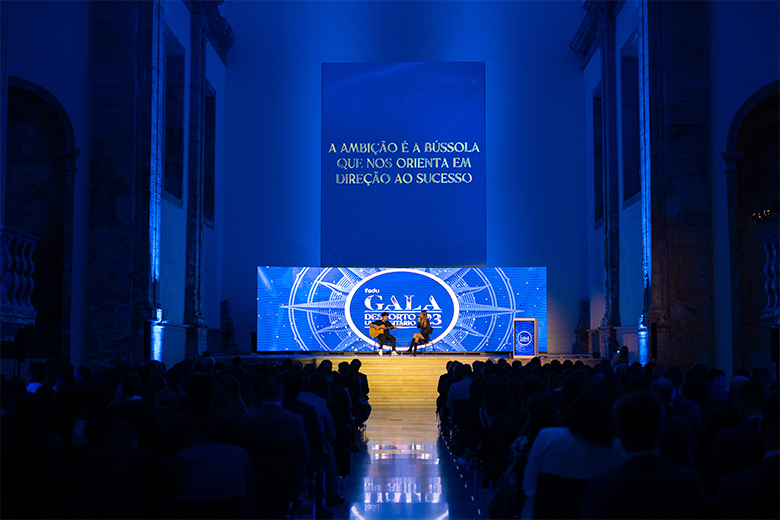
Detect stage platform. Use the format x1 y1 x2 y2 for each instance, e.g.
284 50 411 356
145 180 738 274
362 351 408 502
207 351 601 408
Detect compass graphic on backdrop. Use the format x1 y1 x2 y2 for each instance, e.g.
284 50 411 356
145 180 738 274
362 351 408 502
280 267 526 352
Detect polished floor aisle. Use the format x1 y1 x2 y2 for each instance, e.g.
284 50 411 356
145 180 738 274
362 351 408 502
329 406 483 520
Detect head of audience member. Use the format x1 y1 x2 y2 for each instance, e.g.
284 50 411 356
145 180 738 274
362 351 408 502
35 384 55 409
48 383 83 445
81 381 113 417
522 392 561 443
338 361 350 376
281 370 304 400
651 365 666 381
559 374 588 415
736 380 767 422
27 362 47 384
760 390 779 451
685 376 710 405
204 357 215 371
727 375 749 402
551 373 566 393
563 387 614 448
185 373 214 410
240 379 256 409
230 365 246 381
245 372 264 402
117 372 142 402
663 367 684 393
211 375 244 421
623 378 651 395
261 375 285 404
310 371 329 399
150 360 167 375
482 378 509 417
137 365 152 383
154 388 179 411
751 366 773 389
97 368 118 392
651 377 676 407
103 419 139 447
51 364 75 392
350 359 362 371
507 376 522 406
451 362 462 378
232 356 243 367
140 373 167 409
690 362 708 380
613 390 665 453
257 363 272 378
317 362 333 378
520 375 545 405
707 369 726 389
460 364 473 379
74 365 92 383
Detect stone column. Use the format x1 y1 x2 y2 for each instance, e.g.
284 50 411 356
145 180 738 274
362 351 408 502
87 0 161 368
722 151 741 372
639 0 715 369
185 3 208 358
0 0 8 228
599 7 621 356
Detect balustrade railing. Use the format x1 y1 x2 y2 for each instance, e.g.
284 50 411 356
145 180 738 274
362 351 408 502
761 232 779 327
1 226 39 341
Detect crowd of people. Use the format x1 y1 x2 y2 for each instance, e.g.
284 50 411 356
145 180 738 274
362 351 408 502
3 352 777 519
436 356 779 519
0 356 372 519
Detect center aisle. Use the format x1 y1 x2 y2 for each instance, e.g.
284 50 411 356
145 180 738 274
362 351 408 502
329 405 482 520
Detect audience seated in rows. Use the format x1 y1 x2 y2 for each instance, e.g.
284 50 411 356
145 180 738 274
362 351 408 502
0 355 371 520
435 356 778 519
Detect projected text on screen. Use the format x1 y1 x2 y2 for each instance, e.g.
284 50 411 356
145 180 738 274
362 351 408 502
321 62 486 267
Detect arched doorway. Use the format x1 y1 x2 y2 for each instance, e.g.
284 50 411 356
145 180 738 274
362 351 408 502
4 78 78 363
725 82 780 371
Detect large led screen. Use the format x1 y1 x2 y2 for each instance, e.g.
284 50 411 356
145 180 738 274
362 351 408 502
257 267 546 353
321 62 486 267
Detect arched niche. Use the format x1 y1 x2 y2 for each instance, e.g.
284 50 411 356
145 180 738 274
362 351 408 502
4 77 79 362
723 80 779 371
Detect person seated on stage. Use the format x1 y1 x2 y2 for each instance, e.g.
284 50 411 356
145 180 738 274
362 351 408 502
370 312 398 355
407 310 433 356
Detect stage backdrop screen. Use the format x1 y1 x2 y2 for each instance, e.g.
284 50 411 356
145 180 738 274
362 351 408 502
321 62 486 267
257 267 546 353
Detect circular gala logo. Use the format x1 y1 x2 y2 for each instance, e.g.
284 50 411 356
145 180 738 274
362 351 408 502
344 269 460 346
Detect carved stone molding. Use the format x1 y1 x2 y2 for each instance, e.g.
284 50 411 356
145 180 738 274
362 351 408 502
570 1 626 69
187 0 236 65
